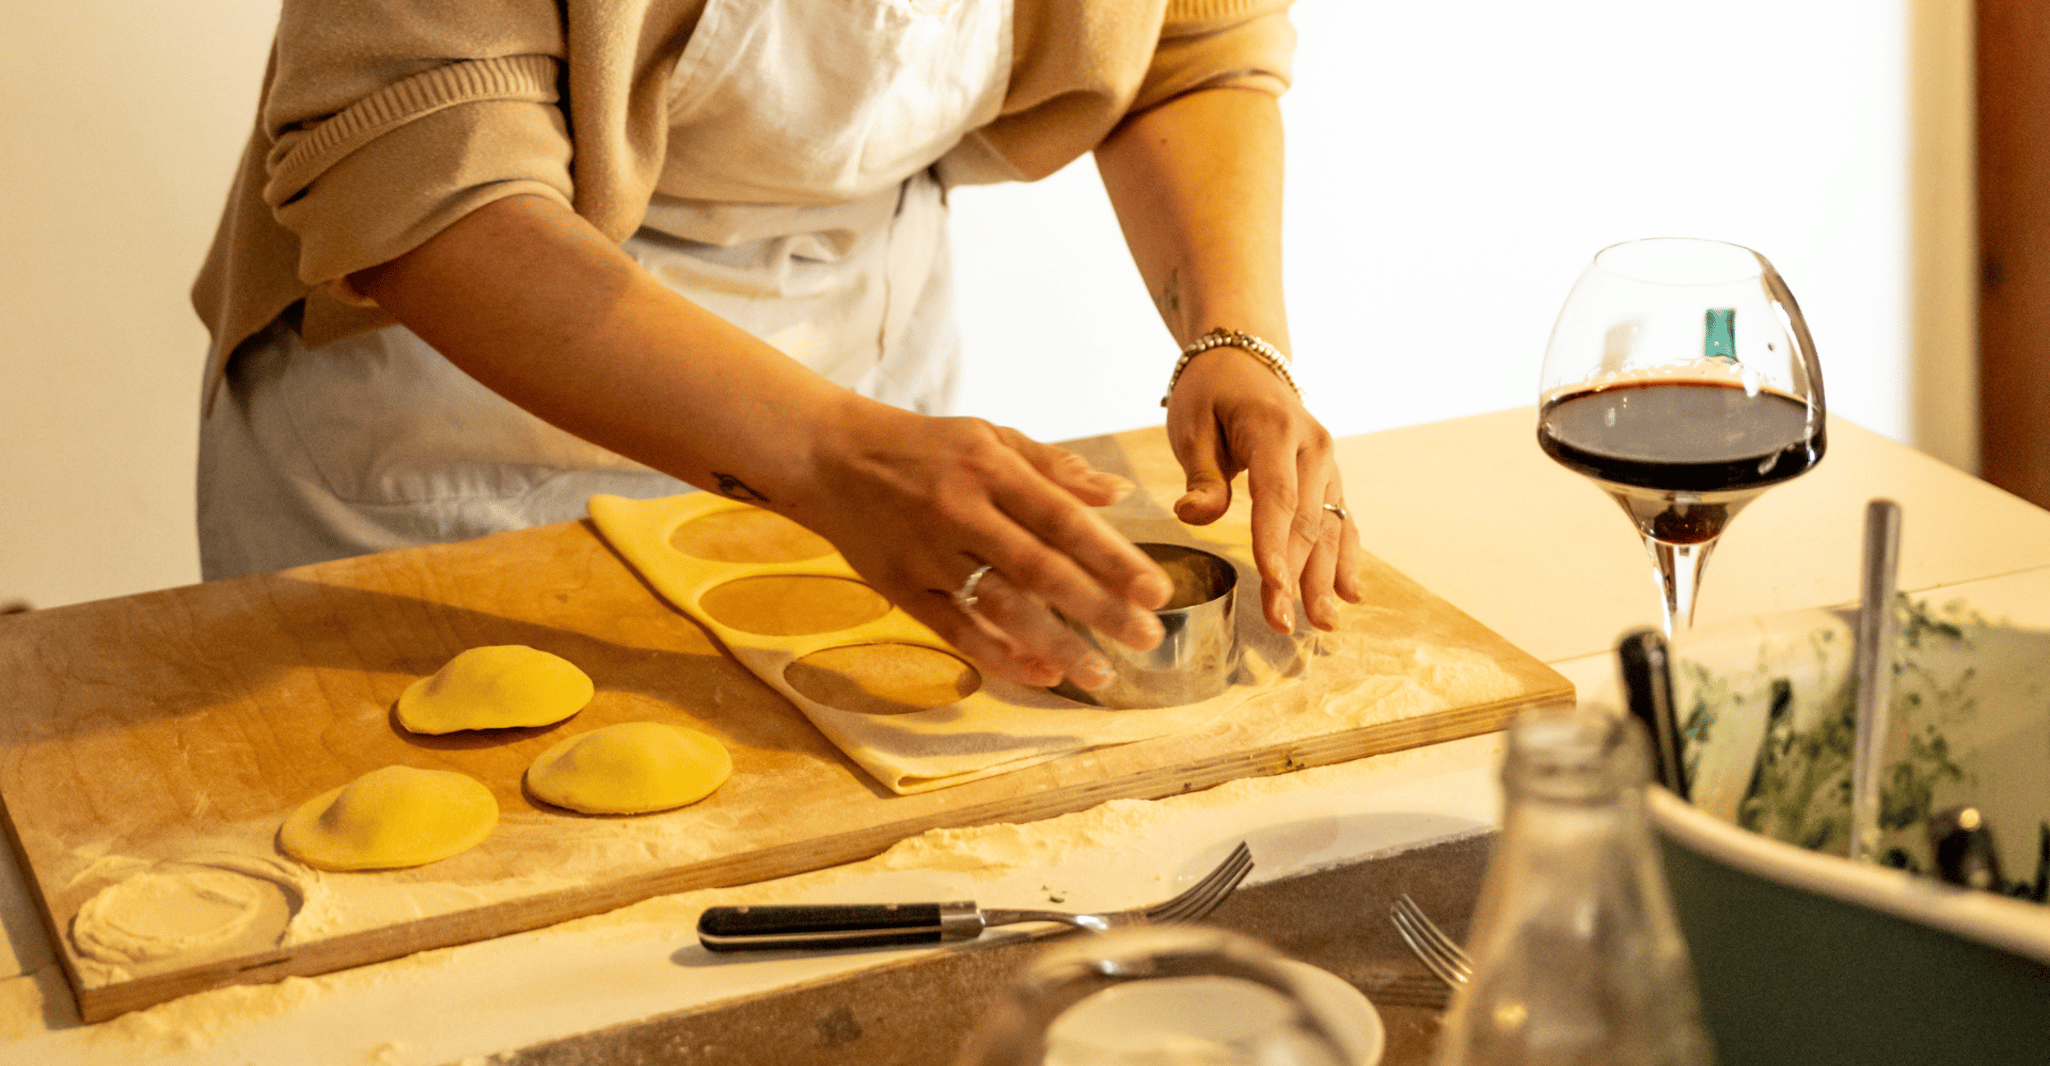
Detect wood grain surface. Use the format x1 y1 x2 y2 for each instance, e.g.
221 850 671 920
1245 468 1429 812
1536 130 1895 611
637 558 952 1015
0 429 1569 1022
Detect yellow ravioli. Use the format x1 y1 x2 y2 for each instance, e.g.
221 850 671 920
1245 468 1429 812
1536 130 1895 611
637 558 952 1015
397 645 594 735
280 766 498 871
526 722 733 815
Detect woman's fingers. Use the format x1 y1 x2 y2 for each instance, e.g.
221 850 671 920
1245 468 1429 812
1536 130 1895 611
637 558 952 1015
1165 351 1361 634
991 429 1172 622
1281 432 1342 623
924 565 1116 691
1240 432 1301 632
1334 508 1366 604
1169 413 1235 526
1298 495 1358 631
800 408 1168 691
1246 437 1360 633
907 511 1157 687
976 496 1167 651
1009 433 1137 508
869 536 1136 693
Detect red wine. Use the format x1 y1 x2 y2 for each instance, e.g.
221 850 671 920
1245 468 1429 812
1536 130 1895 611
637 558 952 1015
1539 382 1824 543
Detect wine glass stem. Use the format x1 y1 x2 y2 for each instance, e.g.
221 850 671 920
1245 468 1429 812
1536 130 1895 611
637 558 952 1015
1646 537 1718 636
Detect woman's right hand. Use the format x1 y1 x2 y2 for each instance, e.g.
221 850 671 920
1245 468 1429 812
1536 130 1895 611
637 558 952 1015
785 395 1173 692
353 195 1164 691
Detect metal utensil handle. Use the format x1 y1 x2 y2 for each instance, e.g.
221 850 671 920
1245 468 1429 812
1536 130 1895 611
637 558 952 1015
1929 805 2005 891
1618 628 1688 799
1852 498 1903 862
696 902 978 952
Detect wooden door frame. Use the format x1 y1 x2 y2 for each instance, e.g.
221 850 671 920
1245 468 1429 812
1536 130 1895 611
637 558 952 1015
1978 1 2050 506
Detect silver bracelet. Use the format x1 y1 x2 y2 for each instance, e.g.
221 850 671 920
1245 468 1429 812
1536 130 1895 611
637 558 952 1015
1161 327 1302 407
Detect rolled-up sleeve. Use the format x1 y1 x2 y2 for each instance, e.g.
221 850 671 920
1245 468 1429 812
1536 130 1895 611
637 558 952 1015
1134 1 1295 115
258 3 575 297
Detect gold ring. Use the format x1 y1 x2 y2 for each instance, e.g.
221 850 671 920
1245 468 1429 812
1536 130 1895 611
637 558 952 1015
1324 503 1349 522
953 564 995 614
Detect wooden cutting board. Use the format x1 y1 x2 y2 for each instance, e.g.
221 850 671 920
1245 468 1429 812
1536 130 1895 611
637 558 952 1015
0 429 1570 1022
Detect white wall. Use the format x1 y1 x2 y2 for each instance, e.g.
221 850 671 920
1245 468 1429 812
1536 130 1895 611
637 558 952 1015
954 0 1968 454
2 1 277 609
0 1 1970 610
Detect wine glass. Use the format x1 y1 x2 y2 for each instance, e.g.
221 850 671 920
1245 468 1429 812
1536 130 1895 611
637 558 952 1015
1538 238 1825 634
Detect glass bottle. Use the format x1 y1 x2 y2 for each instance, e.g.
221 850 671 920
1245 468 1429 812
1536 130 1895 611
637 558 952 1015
1433 709 1714 1066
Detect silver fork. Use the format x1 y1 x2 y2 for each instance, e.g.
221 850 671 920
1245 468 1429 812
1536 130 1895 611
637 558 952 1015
1390 893 1473 987
699 841 1255 951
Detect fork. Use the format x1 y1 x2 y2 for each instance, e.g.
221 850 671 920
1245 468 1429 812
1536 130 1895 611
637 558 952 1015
698 841 1254 952
1390 893 1473 987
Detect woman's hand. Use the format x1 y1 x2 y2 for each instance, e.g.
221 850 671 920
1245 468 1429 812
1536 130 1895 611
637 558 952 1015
355 195 1170 694
791 394 1173 691
1165 346 1364 633
1093 85 1356 633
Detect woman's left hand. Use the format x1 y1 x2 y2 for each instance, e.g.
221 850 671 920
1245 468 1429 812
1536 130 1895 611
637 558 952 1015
1164 346 1365 633
1093 83 1355 629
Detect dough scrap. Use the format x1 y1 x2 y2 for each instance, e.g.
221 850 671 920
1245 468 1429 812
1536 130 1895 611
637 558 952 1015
785 643 981 716
669 507 833 563
280 766 499 871
70 867 266 966
526 722 733 814
698 575 891 636
397 645 594 735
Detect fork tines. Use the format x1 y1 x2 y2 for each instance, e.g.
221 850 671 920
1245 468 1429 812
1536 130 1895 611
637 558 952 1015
1390 893 1473 987
1149 842 1255 924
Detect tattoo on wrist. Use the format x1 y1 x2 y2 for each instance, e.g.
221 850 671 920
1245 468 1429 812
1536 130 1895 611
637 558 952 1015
1157 266 1182 318
712 473 769 503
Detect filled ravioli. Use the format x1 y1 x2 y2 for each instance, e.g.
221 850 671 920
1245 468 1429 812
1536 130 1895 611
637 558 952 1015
526 722 732 814
397 645 594 734
280 766 498 871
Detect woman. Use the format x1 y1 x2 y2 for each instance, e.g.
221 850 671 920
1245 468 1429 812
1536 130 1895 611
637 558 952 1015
192 0 1362 695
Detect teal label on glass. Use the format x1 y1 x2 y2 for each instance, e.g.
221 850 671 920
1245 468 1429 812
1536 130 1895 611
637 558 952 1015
1704 308 1737 363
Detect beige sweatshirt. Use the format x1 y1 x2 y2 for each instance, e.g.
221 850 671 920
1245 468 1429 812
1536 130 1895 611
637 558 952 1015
190 0 1295 409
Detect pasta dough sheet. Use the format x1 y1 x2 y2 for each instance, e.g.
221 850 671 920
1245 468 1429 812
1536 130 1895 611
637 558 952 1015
586 493 1301 793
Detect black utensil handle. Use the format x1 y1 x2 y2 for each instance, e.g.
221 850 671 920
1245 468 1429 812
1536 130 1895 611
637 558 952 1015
1618 628 1689 800
697 903 953 952
1929 806 2005 892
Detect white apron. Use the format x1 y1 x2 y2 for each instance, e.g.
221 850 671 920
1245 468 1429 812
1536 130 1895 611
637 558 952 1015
198 0 1013 579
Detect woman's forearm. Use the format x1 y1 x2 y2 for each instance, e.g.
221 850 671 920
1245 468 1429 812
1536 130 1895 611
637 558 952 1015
1094 86 1363 633
1093 87 1290 352
350 193 862 509
350 193 1172 688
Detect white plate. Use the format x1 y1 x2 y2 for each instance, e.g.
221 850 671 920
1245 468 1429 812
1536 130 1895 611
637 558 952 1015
1044 957 1385 1066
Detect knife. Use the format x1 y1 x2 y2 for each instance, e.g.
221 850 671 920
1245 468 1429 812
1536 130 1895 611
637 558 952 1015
700 841 1256 952
697 901 987 952
1618 628 1688 799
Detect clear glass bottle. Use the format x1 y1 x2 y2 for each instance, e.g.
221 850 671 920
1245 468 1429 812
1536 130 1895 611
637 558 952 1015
1433 710 1715 1066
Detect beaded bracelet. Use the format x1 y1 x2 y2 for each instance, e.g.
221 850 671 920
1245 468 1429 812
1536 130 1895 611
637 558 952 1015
1161 327 1302 407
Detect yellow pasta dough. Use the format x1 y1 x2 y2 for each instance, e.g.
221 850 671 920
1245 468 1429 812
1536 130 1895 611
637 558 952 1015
397 645 594 734
697 574 891 636
525 722 733 815
668 507 833 563
279 766 498 871
785 643 981 715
